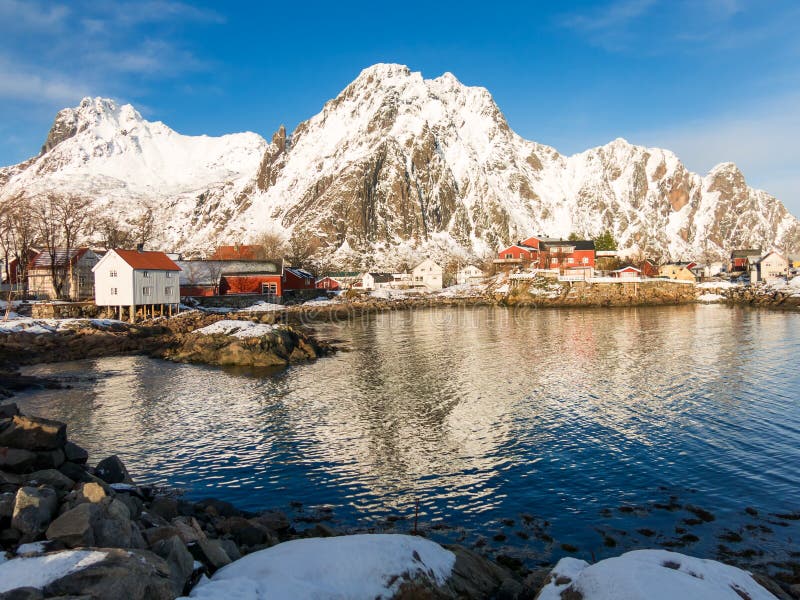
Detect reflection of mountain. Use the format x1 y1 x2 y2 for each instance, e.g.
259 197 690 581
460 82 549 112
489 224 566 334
14 306 800 535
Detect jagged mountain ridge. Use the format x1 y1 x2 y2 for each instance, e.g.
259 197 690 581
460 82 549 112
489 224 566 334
1 64 798 265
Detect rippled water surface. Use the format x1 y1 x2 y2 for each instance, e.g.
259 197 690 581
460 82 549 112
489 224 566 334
16 305 800 565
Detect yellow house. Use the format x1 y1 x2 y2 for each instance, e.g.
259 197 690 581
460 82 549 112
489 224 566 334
658 263 696 282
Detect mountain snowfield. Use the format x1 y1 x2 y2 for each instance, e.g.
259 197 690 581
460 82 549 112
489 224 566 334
1 64 798 265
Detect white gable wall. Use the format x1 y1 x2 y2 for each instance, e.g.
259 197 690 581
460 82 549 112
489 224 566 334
94 250 180 306
412 259 443 291
93 251 134 306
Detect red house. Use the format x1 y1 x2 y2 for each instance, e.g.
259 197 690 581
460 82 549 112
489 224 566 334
316 276 341 291
611 266 642 279
539 240 596 271
495 244 538 264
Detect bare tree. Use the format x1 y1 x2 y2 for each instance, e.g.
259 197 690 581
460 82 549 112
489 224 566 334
252 230 289 260
132 206 156 248
96 215 134 249
30 193 94 299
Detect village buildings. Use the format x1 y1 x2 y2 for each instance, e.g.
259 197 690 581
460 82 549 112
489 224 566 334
93 248 182 321
456 264 484 285
28 248 100 300
412 259 443 291
749 251 788 283
658 263 697 282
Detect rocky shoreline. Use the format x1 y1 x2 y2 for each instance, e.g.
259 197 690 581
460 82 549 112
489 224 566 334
0 403 530 599
1 403 798 599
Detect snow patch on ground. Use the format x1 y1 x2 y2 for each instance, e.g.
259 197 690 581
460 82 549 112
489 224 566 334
0 317 125 334
435 283 484 298
240 301 286 313
697 293 726 303
0 550 108 593
537 549 775 600
182 534 456 600
193 320 277 338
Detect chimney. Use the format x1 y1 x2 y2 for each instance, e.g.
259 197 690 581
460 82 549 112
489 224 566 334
136 243 144 253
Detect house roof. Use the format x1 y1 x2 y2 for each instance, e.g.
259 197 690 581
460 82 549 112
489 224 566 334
541 240 595 251
731 249 762 258
30 248 92 269
114 249 181 271
175 260 280 285
499 244 537 252
367 272 394 283
209 245 267 261
284 267 314 279
613 266 641 273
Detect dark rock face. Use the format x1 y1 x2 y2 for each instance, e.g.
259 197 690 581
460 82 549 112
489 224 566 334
11 486 58 537
95 455 132 484
0 416 66 451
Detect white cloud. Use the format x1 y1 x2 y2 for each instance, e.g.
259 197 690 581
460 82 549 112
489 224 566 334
0 59 88 103
0 0 69 32
634 92 800 214
561 0 656 33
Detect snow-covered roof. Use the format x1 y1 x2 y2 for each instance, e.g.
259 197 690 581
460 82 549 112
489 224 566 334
284 267 314 279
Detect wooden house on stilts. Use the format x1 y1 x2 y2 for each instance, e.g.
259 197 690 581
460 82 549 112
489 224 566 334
92 247 182 322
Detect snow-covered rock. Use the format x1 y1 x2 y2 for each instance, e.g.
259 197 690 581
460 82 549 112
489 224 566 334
192 320 277 338
181 534 456 600
0 550 108 593
537 549 778 600
697 293 726 302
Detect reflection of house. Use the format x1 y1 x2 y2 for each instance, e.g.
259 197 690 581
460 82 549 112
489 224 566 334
28 248 100 300
93 249 181 321
456 265 484 285
729 249 761 273
611 266 641 279
658 263 697 282
749 251 788 283
412 259 443 291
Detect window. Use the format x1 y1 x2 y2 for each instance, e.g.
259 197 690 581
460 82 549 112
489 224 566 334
166 272 173 278
143 271 150 278
505 253 512 259
552 257 558 264
582 257 589 264
78 276 86 286
165 286 173 296
143 286 152 296
109 270 117 278
110 288 118 296
261 282 277 295
568 257 574 264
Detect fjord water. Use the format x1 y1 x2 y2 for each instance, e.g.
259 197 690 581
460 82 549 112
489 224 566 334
16 305 800 564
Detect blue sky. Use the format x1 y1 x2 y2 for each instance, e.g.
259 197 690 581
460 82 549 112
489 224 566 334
1 0 798 214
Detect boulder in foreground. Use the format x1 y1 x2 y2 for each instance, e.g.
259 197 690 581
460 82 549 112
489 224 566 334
180 534 456 599
536 549 779 600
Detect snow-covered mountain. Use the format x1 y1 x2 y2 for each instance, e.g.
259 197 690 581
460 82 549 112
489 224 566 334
2 65 798 265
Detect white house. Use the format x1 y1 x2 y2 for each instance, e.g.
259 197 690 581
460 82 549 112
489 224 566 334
456 264 484 285
412 259 443 291
750 251 788 283
93 248 182 321
361 272 395 291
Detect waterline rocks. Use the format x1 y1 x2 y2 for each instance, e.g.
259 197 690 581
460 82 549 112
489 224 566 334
161 319 333 368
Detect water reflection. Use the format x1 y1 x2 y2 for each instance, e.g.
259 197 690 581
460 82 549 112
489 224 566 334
16 305 800 560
